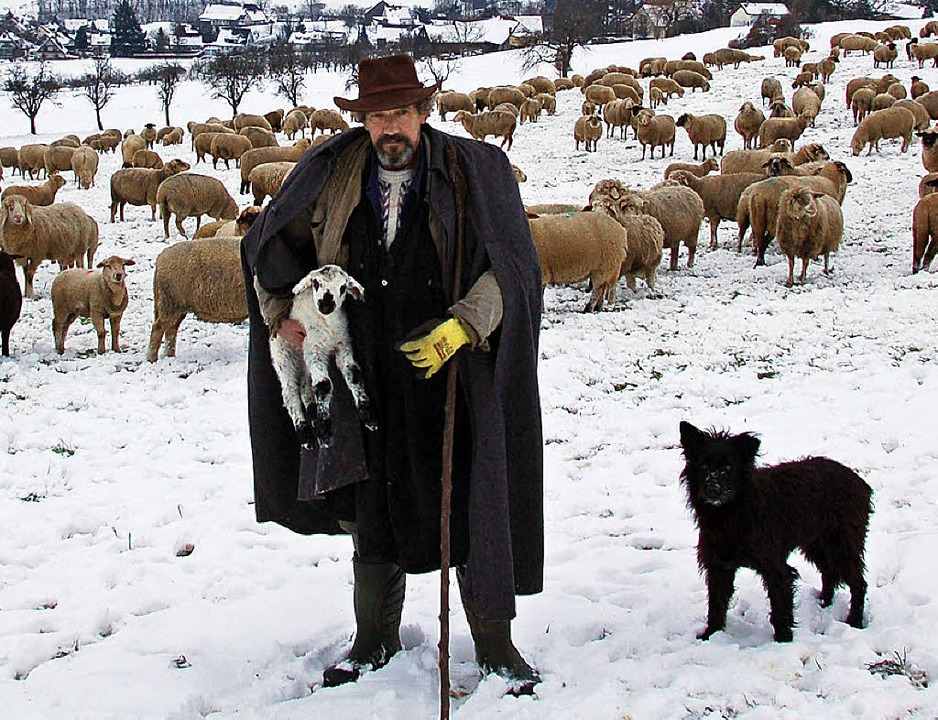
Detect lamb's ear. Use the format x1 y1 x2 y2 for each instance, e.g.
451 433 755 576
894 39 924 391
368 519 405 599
731 431 761 464
836 162 853 183
122 258 136 266
292 271 317 296
679 421 706 457
345 275 365 302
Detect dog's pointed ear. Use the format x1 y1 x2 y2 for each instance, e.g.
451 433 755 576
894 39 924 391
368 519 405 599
679 421 705 457
732 432 761 464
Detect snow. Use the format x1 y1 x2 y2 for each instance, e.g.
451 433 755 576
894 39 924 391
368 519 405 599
2 16 938 719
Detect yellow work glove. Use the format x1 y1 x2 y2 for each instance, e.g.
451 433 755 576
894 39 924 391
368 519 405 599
398 317 470 379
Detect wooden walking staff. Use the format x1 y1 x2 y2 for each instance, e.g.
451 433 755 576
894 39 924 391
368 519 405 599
439 145 467 720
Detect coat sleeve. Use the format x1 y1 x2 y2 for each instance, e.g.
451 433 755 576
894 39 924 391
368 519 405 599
449 269 503 350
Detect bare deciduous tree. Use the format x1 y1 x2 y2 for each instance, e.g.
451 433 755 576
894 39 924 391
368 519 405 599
138 62 186 126
81 57 124 131
268 40 308 107
193 48 267 117
3 62 62 135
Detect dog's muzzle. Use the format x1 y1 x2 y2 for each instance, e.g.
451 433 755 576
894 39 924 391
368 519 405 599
700 470 735 507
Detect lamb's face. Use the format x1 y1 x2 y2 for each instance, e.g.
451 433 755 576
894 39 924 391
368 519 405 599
97 256 135 285
293 265 364 318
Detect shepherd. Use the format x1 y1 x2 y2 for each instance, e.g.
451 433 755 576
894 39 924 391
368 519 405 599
240 54 544 696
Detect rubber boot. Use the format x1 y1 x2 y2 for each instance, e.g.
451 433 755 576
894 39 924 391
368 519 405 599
322 557 405 688
457 568 540 696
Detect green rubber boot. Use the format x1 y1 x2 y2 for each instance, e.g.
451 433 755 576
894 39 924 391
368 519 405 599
458 568 540 696
322 557 405 688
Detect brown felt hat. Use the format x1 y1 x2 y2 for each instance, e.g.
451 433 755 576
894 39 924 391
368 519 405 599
334 54 440 113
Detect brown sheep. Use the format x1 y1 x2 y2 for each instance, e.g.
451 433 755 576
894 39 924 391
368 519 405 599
18 144 50 180
239 126 279 149
110 158 191 222
2 175 66 206
735 101 766 149
850 106 915 155
437 92 474 121
131 148 164 169
249 161 295 206
51 255 135 355
671 70 710 92
210 134 253 170
527 212 626 312
0 195 99 298
453 110 516 151
44 145 75 177
574 113 603 151
776 186 843 286
121 134 146 167
918 128 938 173
670 170 765 249
311 108 349 136
634 108 676 160
156 173 240 239
147 237 247 362
851 87 876 125
70 146 99 189
677 113 727 159
761 77 783 106
664 157 720 179
758 114 811 149
239 139 311 194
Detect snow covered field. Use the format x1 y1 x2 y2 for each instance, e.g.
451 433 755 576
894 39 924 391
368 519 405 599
2 18 938 719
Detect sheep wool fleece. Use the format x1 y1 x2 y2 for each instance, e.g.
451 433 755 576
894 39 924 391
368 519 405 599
241 125 544 621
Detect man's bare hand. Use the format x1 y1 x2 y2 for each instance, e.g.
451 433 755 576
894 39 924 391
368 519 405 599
278 318 307 347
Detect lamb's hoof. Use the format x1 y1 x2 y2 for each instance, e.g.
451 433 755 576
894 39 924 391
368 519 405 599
296 421 315 448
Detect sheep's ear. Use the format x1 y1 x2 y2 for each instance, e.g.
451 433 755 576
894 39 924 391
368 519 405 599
122 258 136 266
345 276 365 302
292 272 317 296
581 204 592 211
836 162 853 183
926 177 938 188
525 211 540 219
96 260 106 268
811 192 826 199
761 159 772 168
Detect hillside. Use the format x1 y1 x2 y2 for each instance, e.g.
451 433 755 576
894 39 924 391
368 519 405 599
1 18 938 719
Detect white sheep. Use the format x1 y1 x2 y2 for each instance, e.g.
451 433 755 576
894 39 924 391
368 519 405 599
269 265 374 449
775 186 844 286
574 113 603 151
51 255 135 354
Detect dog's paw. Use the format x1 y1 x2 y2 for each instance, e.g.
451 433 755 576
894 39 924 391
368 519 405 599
697 627 717 641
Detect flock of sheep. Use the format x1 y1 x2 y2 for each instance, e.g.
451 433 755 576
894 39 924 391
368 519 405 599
0 108 340 359
2 21 938 359
433 21 938 311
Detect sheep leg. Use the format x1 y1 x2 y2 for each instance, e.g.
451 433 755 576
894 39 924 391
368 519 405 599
669 246 679 271
687 244 696 268
53 313 77 354
709 218 720 249
800 258 810 284
147 320 165 362
786 255 795 287
175 214 188 238
23 259 36 300
334 344 376 431
644 268 656 290
92 314 108 354
161 206 171 239
625 273 637 292
305 366 334 448
109 315 122 353
164 316 184 357
583 277 606 312
922 235 938 271
270 341 311 440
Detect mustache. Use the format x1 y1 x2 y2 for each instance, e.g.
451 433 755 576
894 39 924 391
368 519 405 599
378 133 411 146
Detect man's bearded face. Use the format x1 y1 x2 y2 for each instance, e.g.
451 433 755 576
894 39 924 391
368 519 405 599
363 105 428 169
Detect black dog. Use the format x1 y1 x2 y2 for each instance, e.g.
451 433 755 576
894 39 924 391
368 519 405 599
0 251 23 356
679 421 873 642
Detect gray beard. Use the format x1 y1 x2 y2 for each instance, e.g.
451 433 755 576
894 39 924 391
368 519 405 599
375 136 416 169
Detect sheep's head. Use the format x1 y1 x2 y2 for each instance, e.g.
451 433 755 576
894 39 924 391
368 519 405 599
783 188 819 220
589 179 628 206
636 109 655 126
236 205 262 233
618 193 645 216
763 156 794 176
669 170 693 186
803 143 830 162
703 157 720 172
769 138 793 153
453 110 472 126
292 264 364 317
1 195 30 227
50 174 66 191
739 101 754 113
97 255 135 285
850 135 865 156
918 129 938 148
832 161 853 184
676 113 692 127
166 158 191 175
